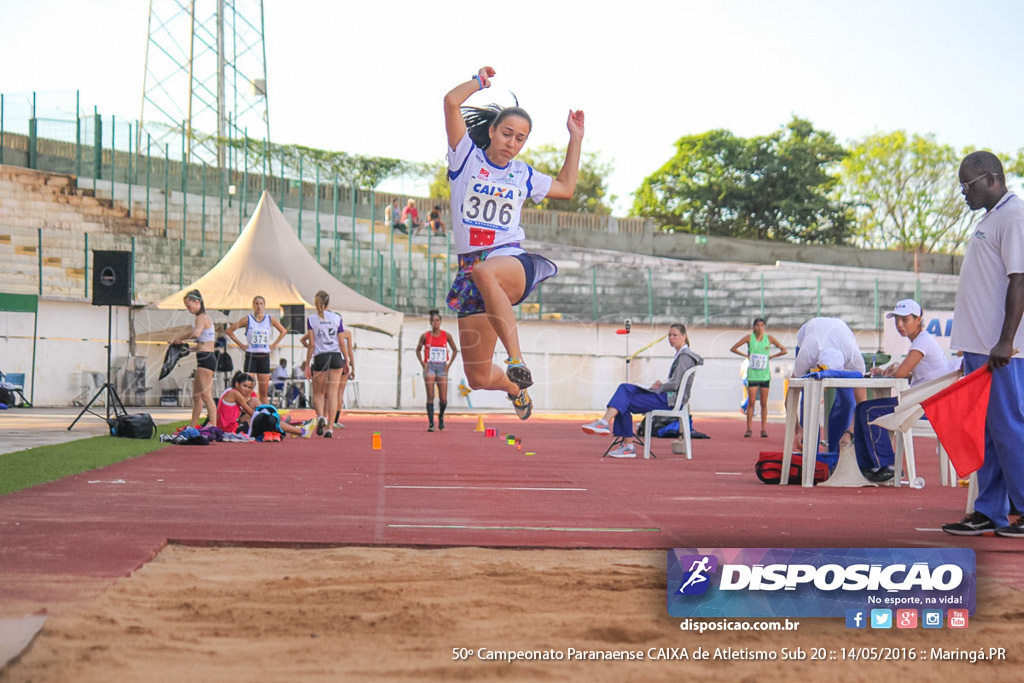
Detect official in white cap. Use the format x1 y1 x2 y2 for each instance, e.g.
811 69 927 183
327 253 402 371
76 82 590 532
853 299 957 481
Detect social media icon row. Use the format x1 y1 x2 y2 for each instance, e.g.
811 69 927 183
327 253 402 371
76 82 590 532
845 608 968 629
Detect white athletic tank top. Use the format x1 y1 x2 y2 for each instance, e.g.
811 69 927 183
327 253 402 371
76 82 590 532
307 311 343 355
245 314 272 353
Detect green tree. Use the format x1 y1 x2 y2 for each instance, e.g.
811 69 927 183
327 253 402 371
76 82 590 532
841 131 973 253
1008 147 1024 178
203 134 434 189
631 117 852 244
518 145 615 214
428 164 450 199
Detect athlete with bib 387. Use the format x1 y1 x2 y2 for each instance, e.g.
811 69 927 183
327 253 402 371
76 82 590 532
443 65 585 419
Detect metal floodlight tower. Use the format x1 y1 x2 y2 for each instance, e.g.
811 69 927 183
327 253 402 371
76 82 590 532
139 0 270 168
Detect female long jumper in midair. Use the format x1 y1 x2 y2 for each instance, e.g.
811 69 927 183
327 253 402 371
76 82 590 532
442 65 584 419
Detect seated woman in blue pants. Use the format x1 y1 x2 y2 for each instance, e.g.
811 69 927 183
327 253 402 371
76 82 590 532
853 299 956 482
581 324 703 458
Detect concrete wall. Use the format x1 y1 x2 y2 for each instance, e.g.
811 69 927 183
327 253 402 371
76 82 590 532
6 301 931 415
525 221 963 275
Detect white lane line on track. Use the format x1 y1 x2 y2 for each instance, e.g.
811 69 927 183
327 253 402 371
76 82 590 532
386 485 586 491
388 524 658 532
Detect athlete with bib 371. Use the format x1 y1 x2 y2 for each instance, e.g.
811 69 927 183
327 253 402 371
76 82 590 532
443 65 584 419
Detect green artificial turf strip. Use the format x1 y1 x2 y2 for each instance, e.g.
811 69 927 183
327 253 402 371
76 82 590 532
0 421 188 495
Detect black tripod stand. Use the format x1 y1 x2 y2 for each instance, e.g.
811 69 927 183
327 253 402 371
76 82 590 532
68 305 128 431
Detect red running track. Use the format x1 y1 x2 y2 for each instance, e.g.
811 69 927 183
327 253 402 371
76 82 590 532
0 413 1015 606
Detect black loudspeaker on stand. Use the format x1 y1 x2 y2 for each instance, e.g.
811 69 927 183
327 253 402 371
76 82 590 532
92 250 132 306
68 251 131 430
282 304 305 335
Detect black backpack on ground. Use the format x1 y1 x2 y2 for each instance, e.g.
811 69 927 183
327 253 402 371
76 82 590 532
109 413 157 439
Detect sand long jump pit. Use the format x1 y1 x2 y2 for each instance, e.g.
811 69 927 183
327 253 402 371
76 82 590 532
3 543 1022 682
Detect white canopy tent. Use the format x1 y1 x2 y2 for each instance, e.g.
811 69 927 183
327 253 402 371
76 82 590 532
153 190 403 337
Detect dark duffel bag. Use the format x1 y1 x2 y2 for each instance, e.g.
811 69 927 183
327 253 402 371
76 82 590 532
109 413 157 439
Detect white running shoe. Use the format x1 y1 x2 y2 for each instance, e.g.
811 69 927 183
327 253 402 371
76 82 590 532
608 443 636 458
581 419 610 436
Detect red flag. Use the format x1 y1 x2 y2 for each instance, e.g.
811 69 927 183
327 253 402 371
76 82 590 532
920 366 993 478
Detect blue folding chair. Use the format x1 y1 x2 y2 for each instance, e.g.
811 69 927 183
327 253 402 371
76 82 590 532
0 371 30 407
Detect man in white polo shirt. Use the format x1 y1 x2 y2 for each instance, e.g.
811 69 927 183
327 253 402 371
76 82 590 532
942 151 1024 538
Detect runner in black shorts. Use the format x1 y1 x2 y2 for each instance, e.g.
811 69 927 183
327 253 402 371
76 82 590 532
311 351 344 373
302 290 346 439
225 296 288 404
171 289 218 426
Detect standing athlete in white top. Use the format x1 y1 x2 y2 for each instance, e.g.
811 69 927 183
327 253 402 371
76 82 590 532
443 65 584 420
225 295 287 405
171 289 218 427
302 290 346 439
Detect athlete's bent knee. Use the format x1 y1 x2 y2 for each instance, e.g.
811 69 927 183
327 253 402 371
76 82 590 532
465 369 490 391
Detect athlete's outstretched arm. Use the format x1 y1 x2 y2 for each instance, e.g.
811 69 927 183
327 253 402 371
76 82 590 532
443 66 494 150
546 110 585 200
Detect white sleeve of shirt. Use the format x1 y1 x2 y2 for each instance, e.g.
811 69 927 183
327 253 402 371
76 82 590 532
527 166 553 203
447 132 474 172
1000 206 1024 275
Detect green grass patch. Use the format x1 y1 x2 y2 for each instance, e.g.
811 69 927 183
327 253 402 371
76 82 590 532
0 421 189 495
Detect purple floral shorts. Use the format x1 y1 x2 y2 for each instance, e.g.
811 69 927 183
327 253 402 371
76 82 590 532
446 242 557 317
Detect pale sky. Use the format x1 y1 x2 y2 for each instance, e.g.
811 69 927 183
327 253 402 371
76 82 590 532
2 0 1022 214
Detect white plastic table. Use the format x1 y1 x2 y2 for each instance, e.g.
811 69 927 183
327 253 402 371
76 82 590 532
782 376 909 487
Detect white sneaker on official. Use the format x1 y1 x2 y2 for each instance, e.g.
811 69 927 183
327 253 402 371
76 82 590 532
582 419 611 436
608 443 636 458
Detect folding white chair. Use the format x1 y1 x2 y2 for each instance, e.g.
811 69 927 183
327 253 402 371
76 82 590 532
641 365 699 460
870 370 961 488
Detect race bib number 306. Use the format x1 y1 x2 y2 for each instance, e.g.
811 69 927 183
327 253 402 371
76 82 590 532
463 181 521 232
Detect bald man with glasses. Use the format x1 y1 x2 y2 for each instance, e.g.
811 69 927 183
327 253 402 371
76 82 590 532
942 151 1024 538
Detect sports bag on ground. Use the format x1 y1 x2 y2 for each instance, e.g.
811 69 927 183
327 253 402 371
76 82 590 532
109 413 157 439
755 451 833 485
636 415 680 438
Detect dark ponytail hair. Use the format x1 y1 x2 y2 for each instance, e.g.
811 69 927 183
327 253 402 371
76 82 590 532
184 289 206 314
462 99 532 150
231 371 254 388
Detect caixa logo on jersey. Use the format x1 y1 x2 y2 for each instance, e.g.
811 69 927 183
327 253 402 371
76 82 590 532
667 548 976 618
